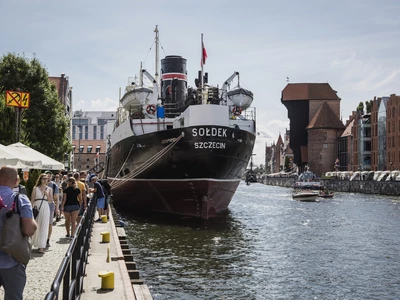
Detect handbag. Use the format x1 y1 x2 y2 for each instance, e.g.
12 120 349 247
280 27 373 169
33 187 46 220
0 193 32 265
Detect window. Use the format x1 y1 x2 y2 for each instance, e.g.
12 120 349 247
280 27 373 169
93 126 97 140
96 146 101 153
100 126 104 140
85 126 88 140
72 118 88 126
72 145 76 153
324 132 327 139
98 119 107 125
87 145 93 153
323 143 328 149
79 145 84 153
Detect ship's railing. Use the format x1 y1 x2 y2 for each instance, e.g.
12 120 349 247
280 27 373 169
44 196 97 300
229 105 256 121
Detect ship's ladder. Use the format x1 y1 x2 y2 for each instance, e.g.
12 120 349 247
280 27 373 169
110 132 184 189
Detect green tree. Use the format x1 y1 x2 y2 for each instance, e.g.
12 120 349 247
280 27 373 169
357 101 364 114
0 87 17 144
0 53 70 161
365 100 373 113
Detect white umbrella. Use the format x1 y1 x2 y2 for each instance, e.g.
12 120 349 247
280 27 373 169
6 142 64 170
0 144 42 169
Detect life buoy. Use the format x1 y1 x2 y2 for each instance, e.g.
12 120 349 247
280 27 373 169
146 104 156 115
232 106 242 116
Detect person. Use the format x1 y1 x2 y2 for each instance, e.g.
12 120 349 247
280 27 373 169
54 173 63 221
45 171 59 248
99 179 111 218
12 174 28 196
73 172 87 224
0 167 37 300
61 177 81 238
90 176 105 221
30 173 52 254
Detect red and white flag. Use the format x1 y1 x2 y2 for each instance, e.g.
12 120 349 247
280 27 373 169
201 41 207 66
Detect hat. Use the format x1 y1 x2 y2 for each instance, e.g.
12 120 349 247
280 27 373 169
90 175 97 181
45 171 53 175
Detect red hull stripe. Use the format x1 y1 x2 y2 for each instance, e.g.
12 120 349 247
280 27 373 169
161 73 187 81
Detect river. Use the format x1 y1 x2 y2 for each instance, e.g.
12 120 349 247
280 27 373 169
121 182 400 300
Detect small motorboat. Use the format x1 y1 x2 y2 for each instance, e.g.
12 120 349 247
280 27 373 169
318 191 334 198
292 189 318 202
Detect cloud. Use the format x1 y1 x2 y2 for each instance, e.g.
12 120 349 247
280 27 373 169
76 97 117 112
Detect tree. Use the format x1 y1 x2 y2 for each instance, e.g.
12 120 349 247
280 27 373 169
0 90 15 144
0 53 70 161
357 101 364 114
365 100 373 113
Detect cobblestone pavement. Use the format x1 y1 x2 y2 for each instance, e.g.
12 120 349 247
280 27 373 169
0 218 71 300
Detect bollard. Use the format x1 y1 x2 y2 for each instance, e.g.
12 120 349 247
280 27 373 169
101 215 108 223
100 231 110 243
98 271 114 290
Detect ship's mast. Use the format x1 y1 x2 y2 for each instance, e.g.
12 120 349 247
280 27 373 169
154 25 159 84
139 62 143 86
200 33 204 91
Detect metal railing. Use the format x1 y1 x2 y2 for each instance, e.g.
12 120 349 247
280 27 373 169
44 196 97 299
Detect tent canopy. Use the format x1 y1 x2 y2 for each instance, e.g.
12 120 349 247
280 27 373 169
5 142 64 170
0 144 42 169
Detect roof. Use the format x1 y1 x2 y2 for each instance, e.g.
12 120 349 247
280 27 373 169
341 119 354 137
307 102 345 130
282 83 340 101
276 134 283 146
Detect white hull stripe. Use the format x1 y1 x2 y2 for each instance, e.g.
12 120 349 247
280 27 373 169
161 73 187 81
108 178 241 183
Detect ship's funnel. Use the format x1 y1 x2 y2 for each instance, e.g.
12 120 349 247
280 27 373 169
161 56 187 108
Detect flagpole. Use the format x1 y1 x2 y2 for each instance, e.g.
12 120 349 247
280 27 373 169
200 33 204 91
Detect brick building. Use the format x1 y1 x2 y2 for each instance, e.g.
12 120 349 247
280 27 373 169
281 83 344 175
385 94 400 170
48 73 73 168
72 111 116 171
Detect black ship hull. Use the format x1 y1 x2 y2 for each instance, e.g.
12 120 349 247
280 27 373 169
107 125 255 219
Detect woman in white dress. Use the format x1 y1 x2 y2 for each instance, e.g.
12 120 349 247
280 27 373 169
31 173 52 253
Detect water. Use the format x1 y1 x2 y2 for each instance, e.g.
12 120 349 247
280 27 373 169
121 182 400 300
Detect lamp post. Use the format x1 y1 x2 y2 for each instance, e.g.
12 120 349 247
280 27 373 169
76 109 83 170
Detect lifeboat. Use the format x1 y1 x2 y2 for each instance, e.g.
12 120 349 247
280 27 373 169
227 87 253 110
120 86 153 111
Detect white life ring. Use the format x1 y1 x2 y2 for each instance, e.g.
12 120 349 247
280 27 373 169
146 104 156 115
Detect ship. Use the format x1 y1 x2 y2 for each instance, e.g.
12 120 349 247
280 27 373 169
105 27 256 219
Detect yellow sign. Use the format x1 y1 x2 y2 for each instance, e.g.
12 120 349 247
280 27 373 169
5 90 30 108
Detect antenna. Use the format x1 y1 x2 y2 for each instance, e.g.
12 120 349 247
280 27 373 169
154 25 159 84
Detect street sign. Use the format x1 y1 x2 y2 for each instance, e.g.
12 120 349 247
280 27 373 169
5 90 30 108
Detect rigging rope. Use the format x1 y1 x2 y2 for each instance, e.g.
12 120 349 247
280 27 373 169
109 133 184 189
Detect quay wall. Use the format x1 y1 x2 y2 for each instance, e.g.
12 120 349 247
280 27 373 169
264 178 400 196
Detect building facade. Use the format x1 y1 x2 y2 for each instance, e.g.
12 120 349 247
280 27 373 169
281 83 344 175
48 73 73 168
71 111 116 171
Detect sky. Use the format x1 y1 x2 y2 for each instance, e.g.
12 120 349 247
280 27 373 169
1 0 400 166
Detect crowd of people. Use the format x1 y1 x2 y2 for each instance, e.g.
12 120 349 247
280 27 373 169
0 166 111 299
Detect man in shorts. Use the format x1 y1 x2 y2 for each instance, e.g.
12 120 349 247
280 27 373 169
0 167 37 299
90 176 105 221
